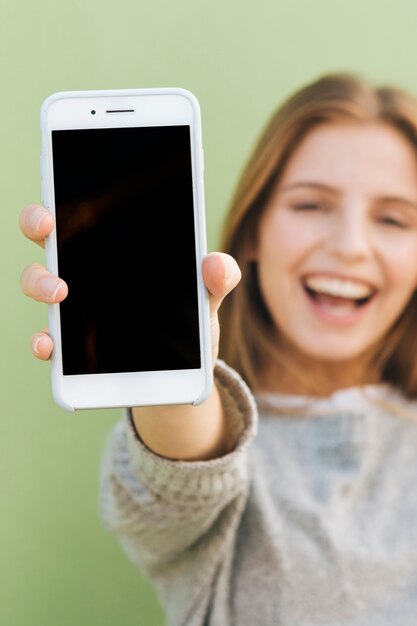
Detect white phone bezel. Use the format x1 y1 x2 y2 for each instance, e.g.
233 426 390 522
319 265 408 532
40 88 212 411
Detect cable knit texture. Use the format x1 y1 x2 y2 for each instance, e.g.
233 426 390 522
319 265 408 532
99 360 417 625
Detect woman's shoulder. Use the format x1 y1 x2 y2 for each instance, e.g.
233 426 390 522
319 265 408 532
254 383 417 420
251 383 417 465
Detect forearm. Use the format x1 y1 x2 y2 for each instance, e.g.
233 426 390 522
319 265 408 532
100 360 257 565
131 382 231 461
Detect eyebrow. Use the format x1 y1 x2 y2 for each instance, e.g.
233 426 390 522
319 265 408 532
378 195 417 210
279 182 338 194
279 182 417 209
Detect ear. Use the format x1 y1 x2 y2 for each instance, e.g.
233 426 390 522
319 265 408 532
245 234 258 261
246 246 257 261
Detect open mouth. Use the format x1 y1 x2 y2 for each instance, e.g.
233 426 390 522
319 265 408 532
303 275 376 317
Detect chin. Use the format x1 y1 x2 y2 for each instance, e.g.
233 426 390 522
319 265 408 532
293 339 372 364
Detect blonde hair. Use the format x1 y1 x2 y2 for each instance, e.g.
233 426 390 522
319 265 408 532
218 72 417 398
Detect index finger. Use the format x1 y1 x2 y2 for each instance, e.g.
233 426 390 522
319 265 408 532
19 204 54 248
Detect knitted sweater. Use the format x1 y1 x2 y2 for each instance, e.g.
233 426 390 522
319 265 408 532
99 360 417 625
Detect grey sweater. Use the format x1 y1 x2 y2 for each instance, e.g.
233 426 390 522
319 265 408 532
99 360 417 625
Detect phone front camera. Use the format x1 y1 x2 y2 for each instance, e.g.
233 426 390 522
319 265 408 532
91 110 96 115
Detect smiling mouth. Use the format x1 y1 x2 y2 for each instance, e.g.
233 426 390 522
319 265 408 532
303 275 376 316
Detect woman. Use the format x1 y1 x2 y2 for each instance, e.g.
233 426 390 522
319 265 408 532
20 72 417 625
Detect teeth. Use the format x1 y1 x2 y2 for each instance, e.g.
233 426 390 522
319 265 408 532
305 276 372 299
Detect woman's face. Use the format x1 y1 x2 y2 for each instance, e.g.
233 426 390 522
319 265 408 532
256 122 417 368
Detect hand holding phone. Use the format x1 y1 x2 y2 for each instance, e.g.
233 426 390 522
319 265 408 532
40 88 212 411
20 204 242 458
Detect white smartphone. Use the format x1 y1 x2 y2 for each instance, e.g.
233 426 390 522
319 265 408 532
40 87 212 411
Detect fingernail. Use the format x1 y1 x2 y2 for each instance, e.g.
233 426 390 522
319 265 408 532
39 276 65 301
30 208 48 234
222 257 231 285
32 336 42 355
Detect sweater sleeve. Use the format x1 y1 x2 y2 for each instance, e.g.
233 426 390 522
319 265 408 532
98 360 257 623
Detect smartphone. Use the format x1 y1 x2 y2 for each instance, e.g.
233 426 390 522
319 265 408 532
40 87 212 411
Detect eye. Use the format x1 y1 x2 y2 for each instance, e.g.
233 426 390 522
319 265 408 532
291 202 322 211
379 215 407 229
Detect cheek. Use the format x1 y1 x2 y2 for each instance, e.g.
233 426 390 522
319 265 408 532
258 212 318 267
257 225 311 319
379 240 417 295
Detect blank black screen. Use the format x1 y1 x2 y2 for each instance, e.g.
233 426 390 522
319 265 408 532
52 126 201 375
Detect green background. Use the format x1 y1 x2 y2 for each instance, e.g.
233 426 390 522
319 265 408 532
3 0 417 624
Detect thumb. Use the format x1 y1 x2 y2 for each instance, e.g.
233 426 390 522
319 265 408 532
202 252 241 316
202 252 241 362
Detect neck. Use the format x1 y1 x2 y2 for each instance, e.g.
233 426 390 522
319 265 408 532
258 349 380 397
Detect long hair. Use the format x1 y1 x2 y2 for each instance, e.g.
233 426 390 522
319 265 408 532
218 72 417 397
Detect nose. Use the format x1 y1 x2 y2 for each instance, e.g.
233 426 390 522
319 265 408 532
326 206 370 261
